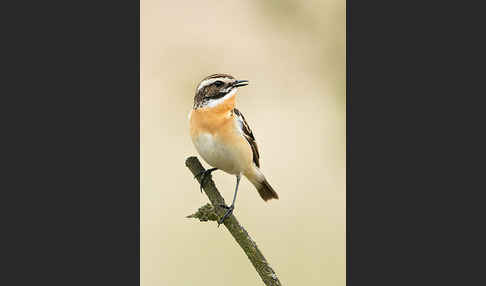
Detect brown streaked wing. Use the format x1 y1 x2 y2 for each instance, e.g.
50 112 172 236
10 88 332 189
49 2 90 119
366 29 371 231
233 108 260 168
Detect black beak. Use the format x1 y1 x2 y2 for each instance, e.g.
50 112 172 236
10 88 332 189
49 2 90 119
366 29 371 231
233 80 249 88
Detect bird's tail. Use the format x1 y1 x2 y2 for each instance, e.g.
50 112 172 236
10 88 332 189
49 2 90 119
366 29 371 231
244 166 279 202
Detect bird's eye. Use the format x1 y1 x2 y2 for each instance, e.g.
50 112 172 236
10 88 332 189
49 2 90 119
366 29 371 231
214 81 224 87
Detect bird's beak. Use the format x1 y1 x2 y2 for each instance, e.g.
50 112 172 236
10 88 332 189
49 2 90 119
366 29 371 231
233 80 249 88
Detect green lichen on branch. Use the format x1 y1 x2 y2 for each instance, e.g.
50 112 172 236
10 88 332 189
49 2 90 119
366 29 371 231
186 203 219 222
185 156 282 286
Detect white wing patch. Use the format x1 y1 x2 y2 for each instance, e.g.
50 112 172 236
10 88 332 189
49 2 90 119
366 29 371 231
234 110 245 136
233 108 260 168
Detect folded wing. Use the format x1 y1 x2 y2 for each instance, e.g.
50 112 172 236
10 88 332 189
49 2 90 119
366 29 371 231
233 108 260 168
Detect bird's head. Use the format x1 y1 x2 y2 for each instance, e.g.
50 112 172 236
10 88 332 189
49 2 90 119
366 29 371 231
193 74 248 109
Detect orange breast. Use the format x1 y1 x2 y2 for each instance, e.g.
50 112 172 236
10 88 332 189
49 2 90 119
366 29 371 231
189 94 237 138
188 94 253 173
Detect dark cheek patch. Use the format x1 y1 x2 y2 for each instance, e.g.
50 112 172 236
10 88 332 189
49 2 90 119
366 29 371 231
205 86 226 99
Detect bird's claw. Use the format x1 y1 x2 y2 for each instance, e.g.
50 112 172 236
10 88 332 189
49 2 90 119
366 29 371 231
194 168 217 193
217 204 234 227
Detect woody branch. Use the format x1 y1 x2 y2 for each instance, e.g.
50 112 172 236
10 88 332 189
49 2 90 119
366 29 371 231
185 156 282 286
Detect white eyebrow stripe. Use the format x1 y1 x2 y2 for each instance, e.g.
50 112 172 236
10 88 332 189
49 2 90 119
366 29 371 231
198 78 228 91
196 76 233 91
197 79 218 91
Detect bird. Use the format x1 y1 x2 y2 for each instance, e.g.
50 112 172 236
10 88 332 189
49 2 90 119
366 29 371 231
188 73 279 226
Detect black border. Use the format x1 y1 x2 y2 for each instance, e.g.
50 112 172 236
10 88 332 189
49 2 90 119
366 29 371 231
3 1 140 285
347 0 483 285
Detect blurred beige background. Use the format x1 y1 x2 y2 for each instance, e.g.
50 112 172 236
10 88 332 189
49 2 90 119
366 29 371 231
141 0 345 285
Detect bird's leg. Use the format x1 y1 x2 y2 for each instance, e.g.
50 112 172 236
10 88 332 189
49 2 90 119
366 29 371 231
218 174 241 226
194 168 218 193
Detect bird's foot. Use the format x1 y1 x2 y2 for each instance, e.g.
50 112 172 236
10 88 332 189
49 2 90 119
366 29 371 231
217 204 234 227
194 168 218 193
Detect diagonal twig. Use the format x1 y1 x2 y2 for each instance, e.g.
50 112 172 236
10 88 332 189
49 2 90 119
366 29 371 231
185 156 282 286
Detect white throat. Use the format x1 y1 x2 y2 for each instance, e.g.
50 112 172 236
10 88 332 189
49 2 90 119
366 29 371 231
205 88 237 108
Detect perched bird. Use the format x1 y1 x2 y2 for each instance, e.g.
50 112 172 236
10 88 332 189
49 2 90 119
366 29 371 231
188 73 279 225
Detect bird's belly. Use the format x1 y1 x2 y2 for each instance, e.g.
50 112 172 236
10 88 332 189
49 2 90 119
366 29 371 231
192 132 251 175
